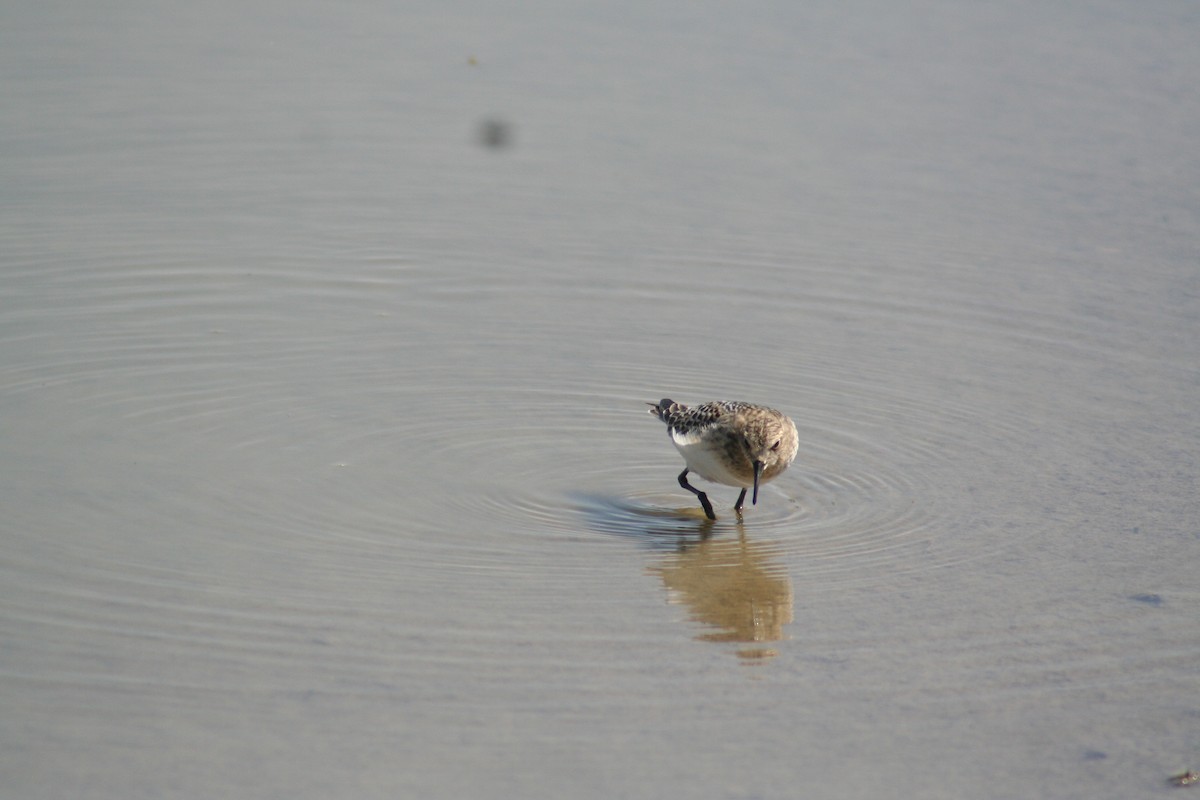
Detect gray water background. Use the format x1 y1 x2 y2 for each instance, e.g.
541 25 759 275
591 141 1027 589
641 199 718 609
2 1 1198 798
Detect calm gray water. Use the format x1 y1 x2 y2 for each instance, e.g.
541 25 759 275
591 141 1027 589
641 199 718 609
3 1 1198 798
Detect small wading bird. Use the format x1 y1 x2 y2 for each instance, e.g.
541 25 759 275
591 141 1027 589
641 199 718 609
647 398 798 520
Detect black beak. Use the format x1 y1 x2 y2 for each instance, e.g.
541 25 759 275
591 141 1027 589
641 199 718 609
752 460 763 505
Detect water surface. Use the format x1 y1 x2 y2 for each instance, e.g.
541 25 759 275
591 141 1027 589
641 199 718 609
2 1 1198 798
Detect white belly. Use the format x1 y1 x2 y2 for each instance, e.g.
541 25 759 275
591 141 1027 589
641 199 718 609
672 435 750 488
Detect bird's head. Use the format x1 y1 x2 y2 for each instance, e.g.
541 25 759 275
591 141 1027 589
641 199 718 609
744 414 798 505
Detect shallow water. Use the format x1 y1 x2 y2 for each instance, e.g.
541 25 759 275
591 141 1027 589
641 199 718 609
3 1 1199 798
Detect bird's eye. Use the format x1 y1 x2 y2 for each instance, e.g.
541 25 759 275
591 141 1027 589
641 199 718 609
770 440 780 451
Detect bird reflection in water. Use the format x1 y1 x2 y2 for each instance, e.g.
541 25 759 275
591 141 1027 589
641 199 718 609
647 530 793 662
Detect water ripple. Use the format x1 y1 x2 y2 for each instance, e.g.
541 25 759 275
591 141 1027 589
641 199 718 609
3 230 1189 697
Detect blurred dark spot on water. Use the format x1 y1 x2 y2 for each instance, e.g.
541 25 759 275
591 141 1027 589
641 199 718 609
478 118 512 149
1130 593 1164 606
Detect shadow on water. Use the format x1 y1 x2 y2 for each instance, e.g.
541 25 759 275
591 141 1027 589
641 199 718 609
569 491 719 546
571 492 794 661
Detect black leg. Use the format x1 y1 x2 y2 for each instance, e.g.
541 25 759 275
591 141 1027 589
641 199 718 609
678 469 716 520
734 488 748 512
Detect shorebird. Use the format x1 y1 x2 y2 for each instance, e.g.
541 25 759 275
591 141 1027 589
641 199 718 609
648 398 798 520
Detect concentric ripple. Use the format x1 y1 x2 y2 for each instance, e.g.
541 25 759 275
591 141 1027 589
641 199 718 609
3 201 1193 703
